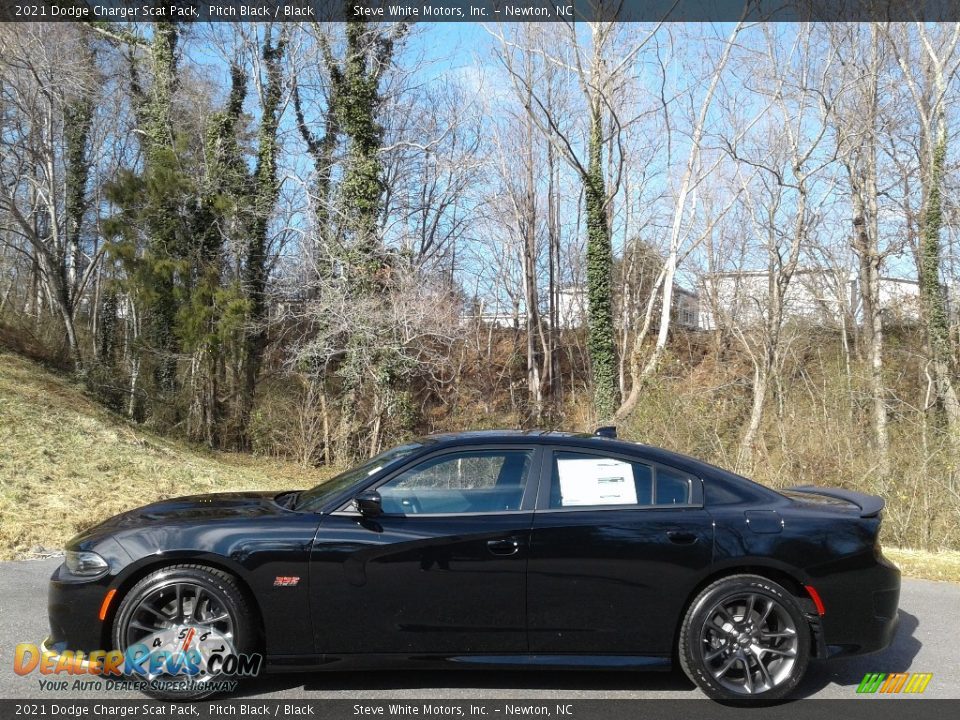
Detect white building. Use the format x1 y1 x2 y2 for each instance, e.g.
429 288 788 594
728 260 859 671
557 287 587 329
459 299 518 329
700 269 856 331
674 287 700 330
459 271 959 334
876 277 921 323
700 270 958 330
556 284 700 331
462 284 700 332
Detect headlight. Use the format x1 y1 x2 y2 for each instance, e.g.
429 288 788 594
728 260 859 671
65 550 109 576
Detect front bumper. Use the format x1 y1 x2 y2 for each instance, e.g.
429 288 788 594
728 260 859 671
39 636 105 671
48 561 114 653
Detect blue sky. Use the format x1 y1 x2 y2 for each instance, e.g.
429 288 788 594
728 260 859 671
173 21 942 300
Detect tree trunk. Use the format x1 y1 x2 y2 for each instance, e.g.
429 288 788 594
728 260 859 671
584 104 620 422
63 33 95 319
738 358 770 472
840 24 890 478
239 33 287 446
34 247 83 372
521 87 543 421
850 175 890 478
919 128 960 453
140 22 180 396
617 21 741 420
545 134 559 405
320 388 331 467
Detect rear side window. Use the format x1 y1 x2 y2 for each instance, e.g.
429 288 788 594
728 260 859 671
656 466 693 505
549 452 692 509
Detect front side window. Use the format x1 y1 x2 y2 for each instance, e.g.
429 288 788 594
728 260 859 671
378 450 532 515
548 452 692 508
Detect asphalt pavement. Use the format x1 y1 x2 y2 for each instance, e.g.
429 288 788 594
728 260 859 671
1 558 957 700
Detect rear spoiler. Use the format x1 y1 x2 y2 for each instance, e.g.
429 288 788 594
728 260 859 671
787 486 885 518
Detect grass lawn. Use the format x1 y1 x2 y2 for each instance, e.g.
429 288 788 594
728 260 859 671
0 350 332 560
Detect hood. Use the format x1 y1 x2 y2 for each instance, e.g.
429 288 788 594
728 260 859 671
70 491 292 546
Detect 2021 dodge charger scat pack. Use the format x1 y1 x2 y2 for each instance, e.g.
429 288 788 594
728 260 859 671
44 429 900 701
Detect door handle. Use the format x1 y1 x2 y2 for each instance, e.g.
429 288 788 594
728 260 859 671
486 538 521 556
666 530 698 545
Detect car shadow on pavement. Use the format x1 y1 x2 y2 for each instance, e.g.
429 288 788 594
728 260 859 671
232 612 920 700
791 610 922 698
233 667 697 698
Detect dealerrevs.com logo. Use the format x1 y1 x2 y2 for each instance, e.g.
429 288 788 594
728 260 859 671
857 672 934 694
14 626 262 693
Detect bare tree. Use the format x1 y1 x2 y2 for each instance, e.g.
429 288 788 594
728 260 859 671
888 22 960 457
826 23 892 478
717 25 835 470
0 24 104 371
617 21 744 420
490 22 661 421
293 264 463 458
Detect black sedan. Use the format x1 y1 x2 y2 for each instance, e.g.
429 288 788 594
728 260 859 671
45 429 900 701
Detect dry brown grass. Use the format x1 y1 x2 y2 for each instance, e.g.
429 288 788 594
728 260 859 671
0 351 333 560
2 348 959 585
884 548 960 583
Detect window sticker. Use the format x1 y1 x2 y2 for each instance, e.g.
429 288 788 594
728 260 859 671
556 457 638 506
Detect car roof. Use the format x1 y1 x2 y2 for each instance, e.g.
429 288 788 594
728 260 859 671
416 429 709 472
411 429 785 506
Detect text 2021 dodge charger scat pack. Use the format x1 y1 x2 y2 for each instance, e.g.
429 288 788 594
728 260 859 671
44 429 900 701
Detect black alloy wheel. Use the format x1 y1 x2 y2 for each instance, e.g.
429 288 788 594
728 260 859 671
112 564 256 700
679 574 811 700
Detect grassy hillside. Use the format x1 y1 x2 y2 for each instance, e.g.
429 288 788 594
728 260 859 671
1 349 958 582
0 351 332 560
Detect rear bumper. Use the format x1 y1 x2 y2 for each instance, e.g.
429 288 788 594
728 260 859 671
817 553 901 658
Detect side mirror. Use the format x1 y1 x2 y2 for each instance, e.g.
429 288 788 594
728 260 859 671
355 490 383 517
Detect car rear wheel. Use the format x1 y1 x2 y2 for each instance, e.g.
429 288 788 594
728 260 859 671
679 574 810 701
112 564 257 700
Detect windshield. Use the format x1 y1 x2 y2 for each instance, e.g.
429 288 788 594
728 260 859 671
294 442 424 511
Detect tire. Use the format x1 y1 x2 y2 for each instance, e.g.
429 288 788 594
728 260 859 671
679 574 810 701
112 564 257 700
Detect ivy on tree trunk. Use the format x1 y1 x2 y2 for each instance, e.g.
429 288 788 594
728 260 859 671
239 32 287 447
585 108 620 422
919 132 960 452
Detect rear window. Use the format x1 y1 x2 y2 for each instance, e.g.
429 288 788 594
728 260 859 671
703 467 782 506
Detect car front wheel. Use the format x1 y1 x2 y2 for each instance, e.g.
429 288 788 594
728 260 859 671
112 564 256 700
679 574 811 701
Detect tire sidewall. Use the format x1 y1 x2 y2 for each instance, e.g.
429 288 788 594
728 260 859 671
680 575 811 701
